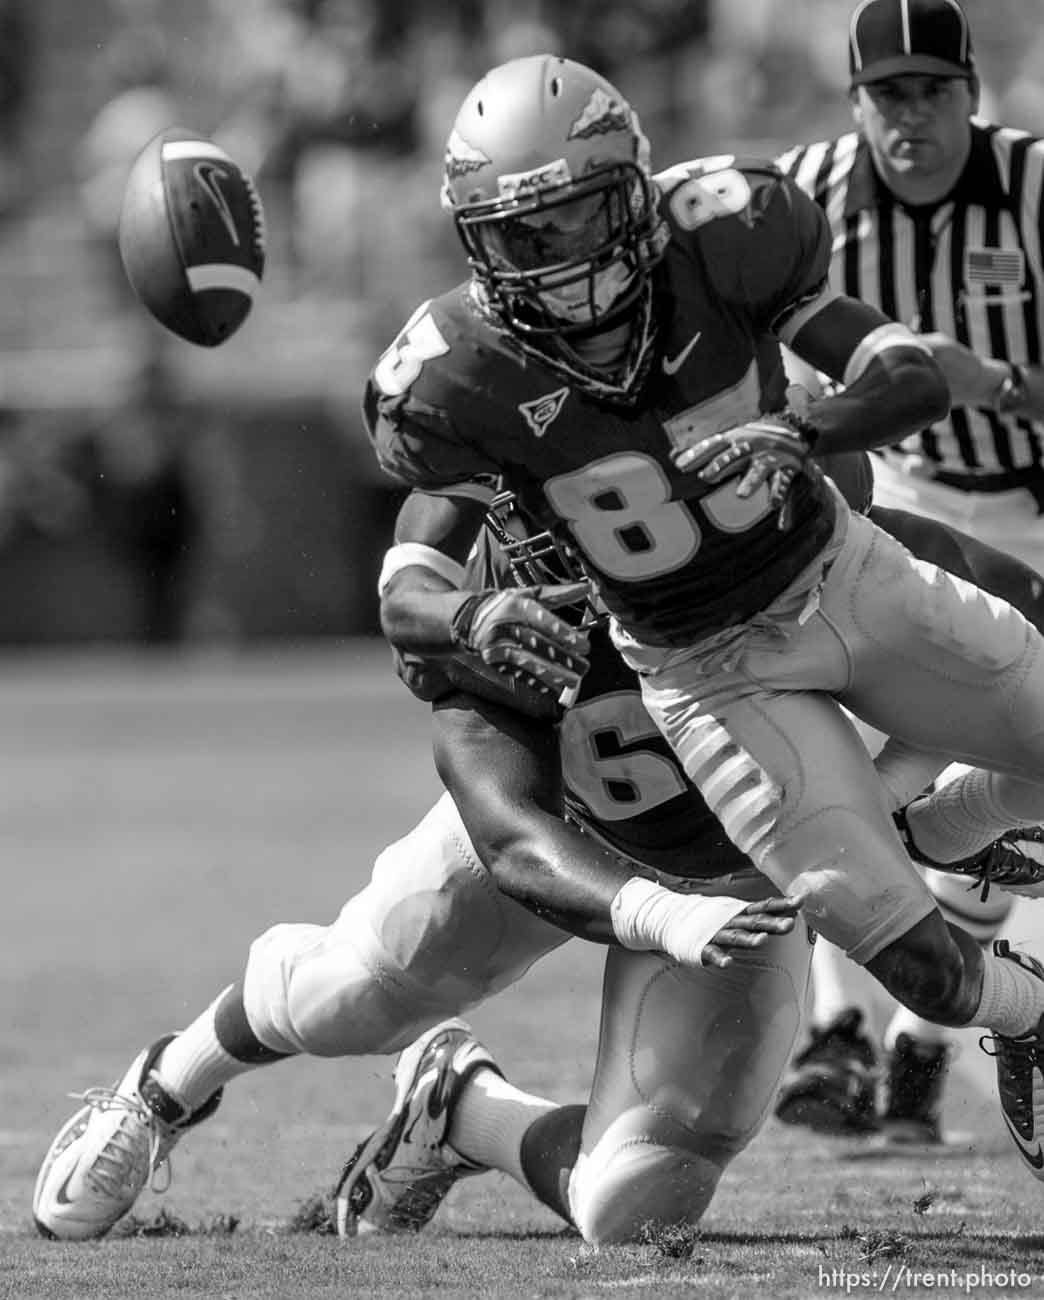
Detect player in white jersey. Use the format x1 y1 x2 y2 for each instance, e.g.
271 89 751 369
776 0 1044 1143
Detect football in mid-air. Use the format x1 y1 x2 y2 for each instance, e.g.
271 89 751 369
117 127 266 347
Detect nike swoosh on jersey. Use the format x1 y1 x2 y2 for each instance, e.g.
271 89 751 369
662 332 702 375
1003 1113 1044 1170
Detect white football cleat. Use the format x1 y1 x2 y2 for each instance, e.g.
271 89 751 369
33 1036 222 1240
334 1018 497 1237
982 941 1044 1181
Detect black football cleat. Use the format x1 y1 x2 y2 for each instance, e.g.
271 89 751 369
880 1033 950 1145
775 1008 880 1135
981 941 1044 1180
895 808 1044 901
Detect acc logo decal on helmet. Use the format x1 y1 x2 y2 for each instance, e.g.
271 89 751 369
444 129 491 180
568 88 630 140
498 158 572 200
519 387 569 437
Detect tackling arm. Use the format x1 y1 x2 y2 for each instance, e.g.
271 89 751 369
432 691 802 968
380 488 591 698
781 294 950 454
675 295 949 512
378 488 486 653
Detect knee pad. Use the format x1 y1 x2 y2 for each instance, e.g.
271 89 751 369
242 916 459 1057
240 795 568 1057
569 1139 725 1246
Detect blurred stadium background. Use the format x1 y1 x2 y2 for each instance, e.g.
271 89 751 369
2 0 1044 649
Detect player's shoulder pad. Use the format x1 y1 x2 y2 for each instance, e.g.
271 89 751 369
654 155 828 306
363 285 510 486
366 284 510 414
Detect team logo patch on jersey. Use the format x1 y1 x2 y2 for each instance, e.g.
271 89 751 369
964 246 1025 287
568 88 630 140
519 387 569 437
444 129 491 179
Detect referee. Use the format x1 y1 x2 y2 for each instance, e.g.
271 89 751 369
776 0 1044 1146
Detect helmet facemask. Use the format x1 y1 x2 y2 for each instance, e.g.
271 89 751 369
456 161 658 337
484 488 606 626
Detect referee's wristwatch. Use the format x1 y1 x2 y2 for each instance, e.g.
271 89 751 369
995 362 1029 415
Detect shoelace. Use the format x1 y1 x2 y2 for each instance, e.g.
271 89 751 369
73 1086 174 1196
956 835 1044 902
342 1149 461 1231
979 1032 1038 1132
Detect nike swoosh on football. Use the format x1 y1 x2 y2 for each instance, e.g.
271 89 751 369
662 331 702 375
1003 1113 1044 1170
193 163 241 247
54 1165 80 1206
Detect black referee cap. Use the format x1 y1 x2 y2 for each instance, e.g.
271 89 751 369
849 0 974 87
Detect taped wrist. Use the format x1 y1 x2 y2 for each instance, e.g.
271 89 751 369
609 876 752 967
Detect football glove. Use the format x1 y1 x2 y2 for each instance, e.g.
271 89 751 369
391 643 565 719
449 583 591 700
673 413 818 530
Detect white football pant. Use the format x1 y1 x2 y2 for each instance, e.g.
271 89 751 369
807 454 1044 1038
617 499 1044 963
241 791 813 1243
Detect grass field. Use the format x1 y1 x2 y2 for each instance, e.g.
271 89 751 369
4 644 1044 1300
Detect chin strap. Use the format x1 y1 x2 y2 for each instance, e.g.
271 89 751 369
470 278 659 406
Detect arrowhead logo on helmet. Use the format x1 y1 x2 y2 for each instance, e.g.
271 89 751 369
444 129 491 180
568 87 631 140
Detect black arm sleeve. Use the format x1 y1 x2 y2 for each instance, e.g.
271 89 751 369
431 692 646 943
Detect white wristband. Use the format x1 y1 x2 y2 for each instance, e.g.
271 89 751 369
609 876 752 968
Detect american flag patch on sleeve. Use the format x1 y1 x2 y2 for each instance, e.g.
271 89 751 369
964 246 1025 286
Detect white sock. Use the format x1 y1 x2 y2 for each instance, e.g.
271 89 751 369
152 988 257 1112
974 948 1044 1037
447 1067 557 1186
908 769 1044 864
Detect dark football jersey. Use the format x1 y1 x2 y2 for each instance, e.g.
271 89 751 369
367 157 839 645
462 524 750 882
559 623 750 880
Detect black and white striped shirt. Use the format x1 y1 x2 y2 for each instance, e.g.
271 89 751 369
778 122 1044 489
